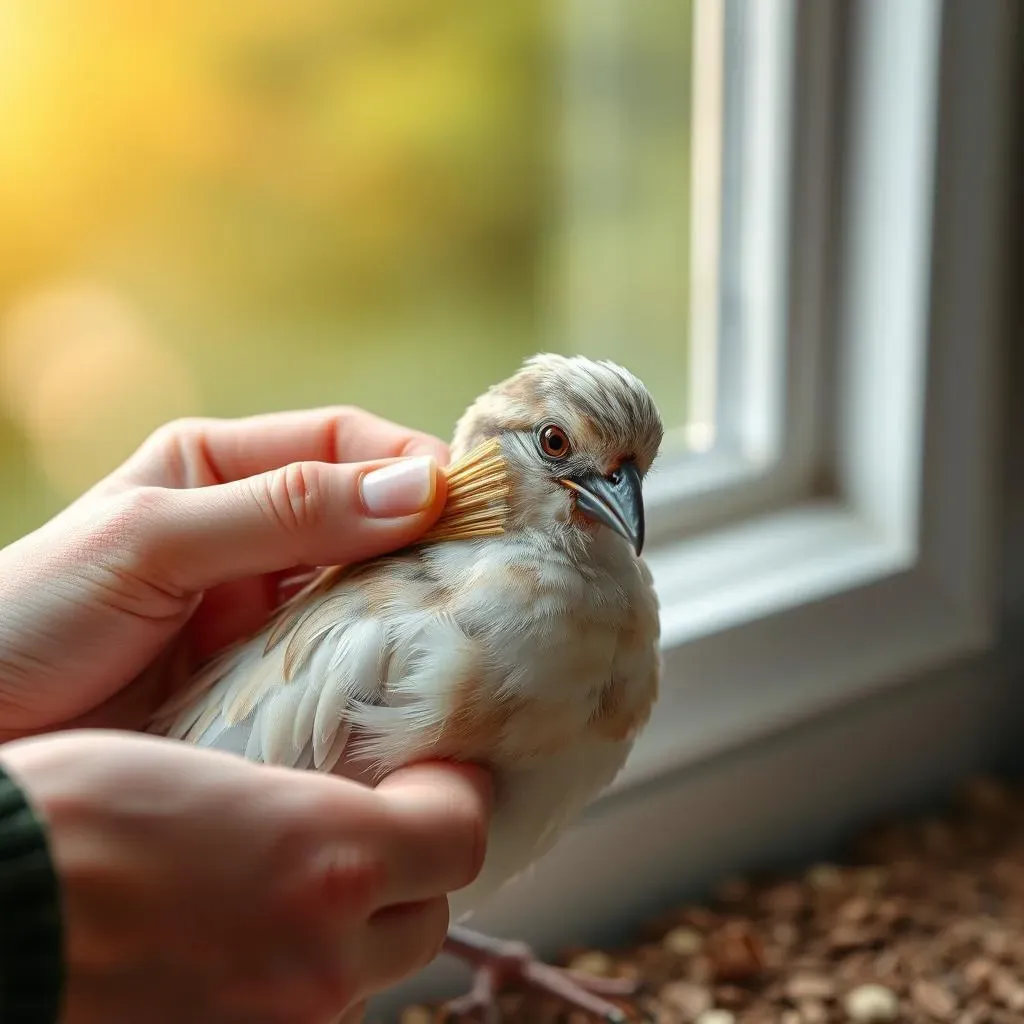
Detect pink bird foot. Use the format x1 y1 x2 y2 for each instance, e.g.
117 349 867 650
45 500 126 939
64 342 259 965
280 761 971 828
439 925 636 1023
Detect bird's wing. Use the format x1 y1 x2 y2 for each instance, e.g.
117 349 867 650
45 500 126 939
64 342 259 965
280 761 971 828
150 550 480 776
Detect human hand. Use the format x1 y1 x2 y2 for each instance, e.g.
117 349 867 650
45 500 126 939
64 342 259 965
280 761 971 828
0 731 491 1024
0 408 449 740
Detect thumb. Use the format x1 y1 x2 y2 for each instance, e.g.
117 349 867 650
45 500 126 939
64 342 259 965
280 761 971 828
132 455 447 592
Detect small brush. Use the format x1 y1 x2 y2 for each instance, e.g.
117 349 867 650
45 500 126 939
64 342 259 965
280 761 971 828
419 436 510 544
262 438 510 643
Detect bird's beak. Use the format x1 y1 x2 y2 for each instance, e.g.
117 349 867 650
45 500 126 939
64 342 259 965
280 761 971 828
559 459 645 555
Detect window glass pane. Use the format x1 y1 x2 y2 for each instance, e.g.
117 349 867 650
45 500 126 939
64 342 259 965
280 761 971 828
0 0 706 543
554 2 698 448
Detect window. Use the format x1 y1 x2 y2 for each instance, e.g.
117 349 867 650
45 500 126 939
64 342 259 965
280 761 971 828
604 0 1006 794
0 1 713 542
0 0 1013 992
383 0 1015 1001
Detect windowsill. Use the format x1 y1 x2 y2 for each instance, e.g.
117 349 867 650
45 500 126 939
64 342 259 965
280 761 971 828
605 500 991 802
649 500 905 648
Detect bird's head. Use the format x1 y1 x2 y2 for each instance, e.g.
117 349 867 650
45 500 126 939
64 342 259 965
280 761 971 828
450 353 663 556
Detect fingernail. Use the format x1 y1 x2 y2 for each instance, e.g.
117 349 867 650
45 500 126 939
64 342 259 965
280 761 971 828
359 456 436 518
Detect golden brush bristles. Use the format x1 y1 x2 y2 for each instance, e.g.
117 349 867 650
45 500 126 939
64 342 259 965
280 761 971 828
259 438 511 650
420 436 510 544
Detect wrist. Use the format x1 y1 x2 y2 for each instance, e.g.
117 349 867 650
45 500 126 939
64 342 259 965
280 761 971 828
0 758 63 1024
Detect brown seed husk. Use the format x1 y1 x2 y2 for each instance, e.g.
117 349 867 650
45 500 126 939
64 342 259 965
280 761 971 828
395 774 1024 1023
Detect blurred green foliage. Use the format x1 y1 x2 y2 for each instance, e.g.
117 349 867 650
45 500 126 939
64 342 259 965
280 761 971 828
0 0 693 544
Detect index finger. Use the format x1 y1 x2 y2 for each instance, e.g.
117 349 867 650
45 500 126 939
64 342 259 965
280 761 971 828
115 407 451 489
372 761 493 907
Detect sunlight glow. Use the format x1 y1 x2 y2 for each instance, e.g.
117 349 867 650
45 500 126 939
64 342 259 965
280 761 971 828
0 283 199 497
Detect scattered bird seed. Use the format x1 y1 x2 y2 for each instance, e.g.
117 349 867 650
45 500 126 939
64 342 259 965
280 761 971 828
397 774 1024 1023
695 1011 737 1024
842 984 900 1022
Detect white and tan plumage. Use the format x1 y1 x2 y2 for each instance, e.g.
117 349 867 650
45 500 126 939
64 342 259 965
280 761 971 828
150 353 663 1018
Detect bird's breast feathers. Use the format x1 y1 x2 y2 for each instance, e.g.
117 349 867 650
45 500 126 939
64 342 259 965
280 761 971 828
156 532 659 784
150 351 666 918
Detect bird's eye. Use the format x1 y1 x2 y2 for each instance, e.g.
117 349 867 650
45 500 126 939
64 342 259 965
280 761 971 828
539 424 571 459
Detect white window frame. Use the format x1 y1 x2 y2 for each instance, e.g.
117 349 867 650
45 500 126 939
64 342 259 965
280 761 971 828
549 0 999 798
613 0 1002 795
642 0 817 544
377 0 1013 1010
555 0 834 546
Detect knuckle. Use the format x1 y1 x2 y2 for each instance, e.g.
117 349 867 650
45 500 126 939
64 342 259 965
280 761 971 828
325 405 375 456
301 841 389 921
330 403 358 422
117 416 217 488
95 486 171 561
50 486 190 613
149 416 203 446
260 461 329 536
115 483 169 522
140 417 206 463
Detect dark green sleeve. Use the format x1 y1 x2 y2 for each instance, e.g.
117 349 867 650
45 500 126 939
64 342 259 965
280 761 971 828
0 761 63 1024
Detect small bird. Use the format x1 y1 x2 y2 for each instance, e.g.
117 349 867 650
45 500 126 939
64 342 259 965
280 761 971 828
150 353 663 1022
